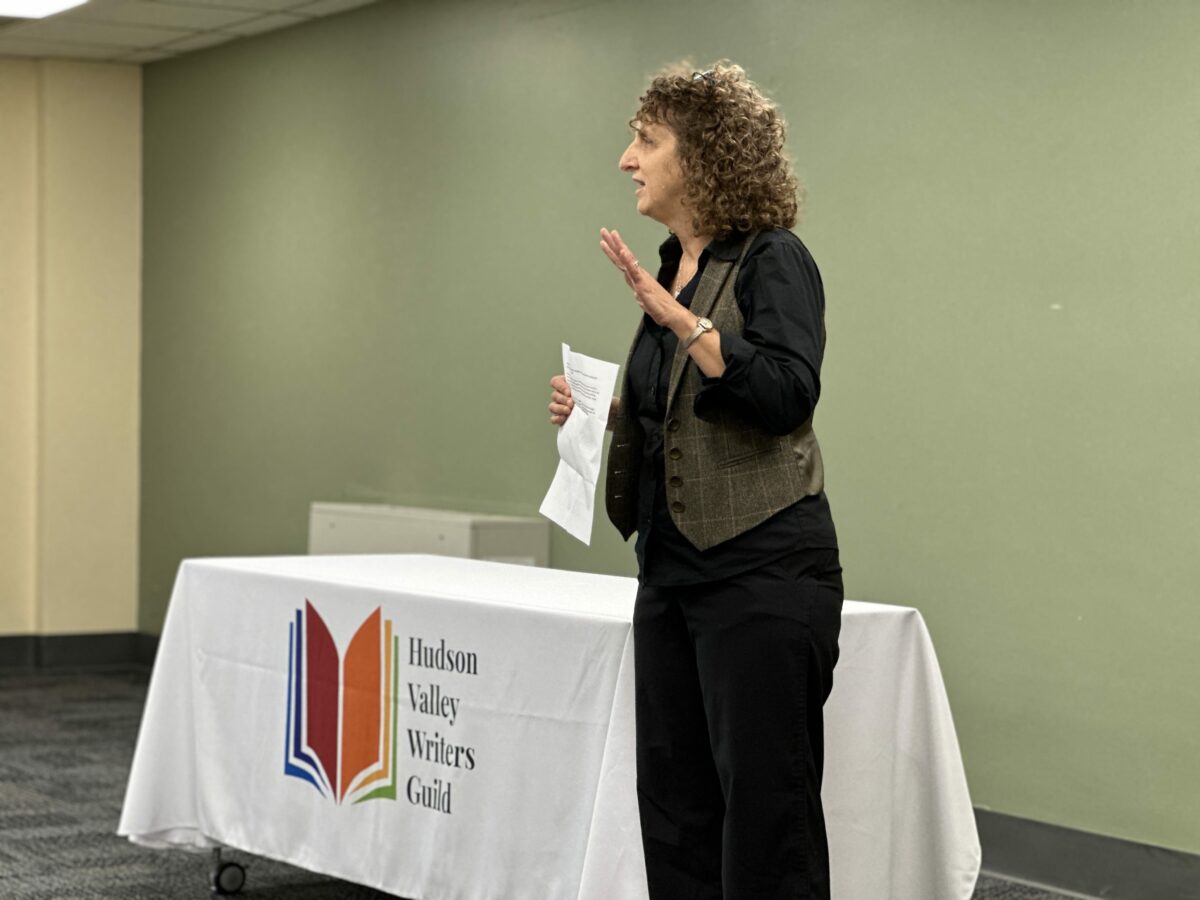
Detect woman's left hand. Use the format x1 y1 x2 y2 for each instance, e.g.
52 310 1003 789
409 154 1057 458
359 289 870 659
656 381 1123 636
600 228 687 331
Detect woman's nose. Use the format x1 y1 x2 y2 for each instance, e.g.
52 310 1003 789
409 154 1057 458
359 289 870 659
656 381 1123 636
618 143 636 171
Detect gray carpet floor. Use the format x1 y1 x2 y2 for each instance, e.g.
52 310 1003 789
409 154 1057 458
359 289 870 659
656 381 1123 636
0 668 1077 900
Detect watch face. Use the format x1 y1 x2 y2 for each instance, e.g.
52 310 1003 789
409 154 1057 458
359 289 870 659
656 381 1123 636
699 317 713 330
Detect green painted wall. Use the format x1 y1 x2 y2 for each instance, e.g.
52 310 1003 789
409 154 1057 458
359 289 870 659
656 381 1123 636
141 0 1200 855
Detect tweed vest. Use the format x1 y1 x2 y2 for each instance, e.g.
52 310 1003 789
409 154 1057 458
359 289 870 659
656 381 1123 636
605 233 825 552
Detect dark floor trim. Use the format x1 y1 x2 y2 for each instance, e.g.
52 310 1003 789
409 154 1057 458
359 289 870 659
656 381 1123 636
978 809 1200 900
0 632 156 671
0 634 36 669
135 632 160 667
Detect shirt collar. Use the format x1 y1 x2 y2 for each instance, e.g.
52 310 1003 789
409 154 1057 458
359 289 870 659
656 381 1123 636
657 230 750 266
706 231 751 261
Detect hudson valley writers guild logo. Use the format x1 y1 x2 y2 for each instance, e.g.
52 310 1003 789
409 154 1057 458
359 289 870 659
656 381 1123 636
284 601 400 804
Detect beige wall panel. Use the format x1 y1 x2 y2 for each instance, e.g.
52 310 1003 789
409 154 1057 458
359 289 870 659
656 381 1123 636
0 61 39 636
38 61 141 634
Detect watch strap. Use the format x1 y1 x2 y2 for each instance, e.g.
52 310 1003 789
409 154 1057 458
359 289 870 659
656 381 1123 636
682 317 713 350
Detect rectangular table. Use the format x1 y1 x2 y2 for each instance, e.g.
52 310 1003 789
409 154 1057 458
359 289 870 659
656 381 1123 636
119 554 980 899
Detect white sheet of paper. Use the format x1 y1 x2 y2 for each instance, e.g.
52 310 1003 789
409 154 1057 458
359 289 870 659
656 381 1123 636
539 344 620 545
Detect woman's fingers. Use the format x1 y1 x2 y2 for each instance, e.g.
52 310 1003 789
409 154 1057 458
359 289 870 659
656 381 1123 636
609 230 638 273
600 240 641 286
548 374 574 425
599 240 624 270
601 244 644 292
598 228 682 327
601 231 625 264
600 228 642 279
602 227 626 256
600 227 660 319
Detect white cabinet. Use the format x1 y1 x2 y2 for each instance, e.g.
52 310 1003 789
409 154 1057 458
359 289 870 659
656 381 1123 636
308 503 550 567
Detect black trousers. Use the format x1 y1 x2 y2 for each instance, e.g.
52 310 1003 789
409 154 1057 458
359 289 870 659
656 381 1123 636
633 548 844 900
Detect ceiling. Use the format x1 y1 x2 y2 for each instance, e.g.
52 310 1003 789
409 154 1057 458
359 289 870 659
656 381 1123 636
0 0 377 63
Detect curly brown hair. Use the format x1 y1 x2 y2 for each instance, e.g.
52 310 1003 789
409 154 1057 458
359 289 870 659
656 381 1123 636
632 61 800 239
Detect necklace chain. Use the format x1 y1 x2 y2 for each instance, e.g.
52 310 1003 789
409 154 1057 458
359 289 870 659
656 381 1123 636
672 263 697 298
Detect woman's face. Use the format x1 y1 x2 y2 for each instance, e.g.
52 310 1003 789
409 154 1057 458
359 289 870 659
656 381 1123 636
619 121 687 227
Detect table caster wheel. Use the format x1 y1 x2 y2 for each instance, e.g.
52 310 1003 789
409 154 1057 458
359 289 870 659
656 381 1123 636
212 860 246 895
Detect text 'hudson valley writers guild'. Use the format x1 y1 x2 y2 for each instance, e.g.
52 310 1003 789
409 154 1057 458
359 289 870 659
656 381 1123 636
406 636 479 814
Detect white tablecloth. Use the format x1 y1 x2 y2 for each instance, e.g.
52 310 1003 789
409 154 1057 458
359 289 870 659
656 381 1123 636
119 555 979 899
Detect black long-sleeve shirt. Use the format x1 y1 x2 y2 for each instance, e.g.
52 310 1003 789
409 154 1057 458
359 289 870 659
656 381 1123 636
630 228 838 586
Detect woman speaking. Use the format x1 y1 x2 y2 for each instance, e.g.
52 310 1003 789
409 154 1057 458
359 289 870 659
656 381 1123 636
549 62 843 900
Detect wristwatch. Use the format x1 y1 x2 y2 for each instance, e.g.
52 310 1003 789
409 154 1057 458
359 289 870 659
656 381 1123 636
682 317 714 350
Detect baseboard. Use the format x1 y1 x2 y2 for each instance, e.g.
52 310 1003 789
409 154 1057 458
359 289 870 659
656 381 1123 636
135 632 160 667
0 632 158 671
0 634 37 669
977 809 1200 900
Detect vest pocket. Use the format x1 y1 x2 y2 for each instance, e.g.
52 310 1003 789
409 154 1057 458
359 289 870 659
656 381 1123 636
716 444 780 468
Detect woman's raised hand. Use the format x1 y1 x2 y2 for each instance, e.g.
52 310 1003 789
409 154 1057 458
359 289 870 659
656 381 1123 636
548 374 574 426
600 228 686 331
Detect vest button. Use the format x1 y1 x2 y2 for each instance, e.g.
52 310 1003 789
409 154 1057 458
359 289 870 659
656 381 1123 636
668 475 683 488
671 501 685 513
668 447 682 460
666 418 680 432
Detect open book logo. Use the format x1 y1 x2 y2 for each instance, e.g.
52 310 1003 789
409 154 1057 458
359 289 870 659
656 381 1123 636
284 601 400 804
